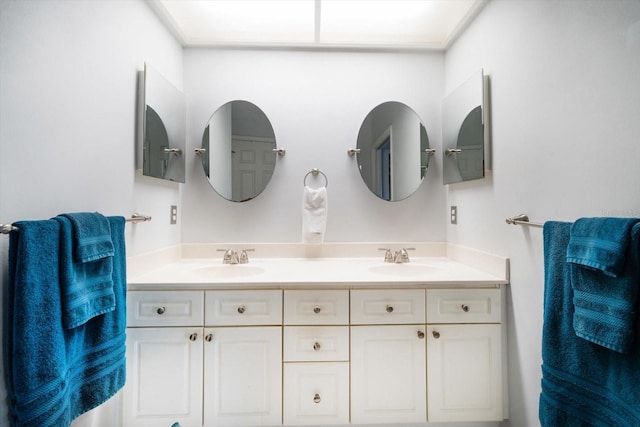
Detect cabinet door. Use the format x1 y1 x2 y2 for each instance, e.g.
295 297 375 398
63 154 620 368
122 327 203 427
427 324 503 422
350 325 427 424
203 326 282 426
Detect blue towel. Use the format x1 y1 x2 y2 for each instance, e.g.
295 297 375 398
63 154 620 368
539 221 640 426
567 218 640 353
4 216 127 427
55 215 115 329
567 217 639 277
60 212 114 263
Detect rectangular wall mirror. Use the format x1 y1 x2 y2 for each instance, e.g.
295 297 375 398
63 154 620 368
442 69 490 185
137 63 186 183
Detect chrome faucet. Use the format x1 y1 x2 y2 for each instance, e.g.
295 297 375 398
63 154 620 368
218 249 239 264
394 249 410 263
379 247 415 263
218 248 254 264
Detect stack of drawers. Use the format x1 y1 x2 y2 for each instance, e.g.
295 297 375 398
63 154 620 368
283 290 350 425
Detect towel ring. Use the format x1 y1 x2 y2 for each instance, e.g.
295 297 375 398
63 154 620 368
304 168 328 188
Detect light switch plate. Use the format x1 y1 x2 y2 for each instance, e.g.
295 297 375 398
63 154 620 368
450 206 457 224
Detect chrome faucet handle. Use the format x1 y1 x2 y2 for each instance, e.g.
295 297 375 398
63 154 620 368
239 249 255 264
378 248 394 263
400 248 416 263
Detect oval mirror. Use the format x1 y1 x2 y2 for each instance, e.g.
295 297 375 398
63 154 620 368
355 102 432 201
199 101 277 202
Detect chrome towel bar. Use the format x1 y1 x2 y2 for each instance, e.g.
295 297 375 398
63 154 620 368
506 214 543 228
1 213 152 234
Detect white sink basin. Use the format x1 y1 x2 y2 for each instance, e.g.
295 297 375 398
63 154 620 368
368 263 442 277
189 265 266 279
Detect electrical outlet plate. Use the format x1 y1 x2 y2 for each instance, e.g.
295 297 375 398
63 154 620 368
170 205 178 224
450 206 457 224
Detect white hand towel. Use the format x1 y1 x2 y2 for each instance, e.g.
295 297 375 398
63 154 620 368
302 186 328 244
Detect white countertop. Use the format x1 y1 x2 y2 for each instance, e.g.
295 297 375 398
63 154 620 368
127 243 509 290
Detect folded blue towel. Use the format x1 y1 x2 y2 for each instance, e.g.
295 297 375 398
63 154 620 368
567 217 639 277
567 218 640 353
60 212 114 263
539 221 640 426
4 216 127 427
55 215 115 329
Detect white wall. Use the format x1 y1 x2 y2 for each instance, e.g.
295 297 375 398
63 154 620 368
444 1 640 426
182 48 447 243
0 0 183 424
4 1 639 426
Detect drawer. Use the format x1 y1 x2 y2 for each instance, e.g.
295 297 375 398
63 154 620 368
284 326 349 362
426 288 501 324
205 290 282 326
284 290 349 325
283 362 350 425
127 290 204 327
350 289 425 324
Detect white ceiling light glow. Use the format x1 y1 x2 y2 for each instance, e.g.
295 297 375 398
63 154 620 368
150 0 486 49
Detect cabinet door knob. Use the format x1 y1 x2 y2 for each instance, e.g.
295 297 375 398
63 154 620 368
189 333 198 342
417 330 425 339
461 304 470 312
205 334 213 342
313 305 321 314
313 393 321 404
237 305 246 314
156 306 166 315
313 342 321 351
432 331 440 339
386 305 394 313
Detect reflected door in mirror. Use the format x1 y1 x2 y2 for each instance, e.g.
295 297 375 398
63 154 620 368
199 100 278 202
355 102 432 202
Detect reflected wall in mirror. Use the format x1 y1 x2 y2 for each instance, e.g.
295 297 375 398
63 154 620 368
139 63 186 183
442 69 490 185
356 101 432 201
199 100 277 202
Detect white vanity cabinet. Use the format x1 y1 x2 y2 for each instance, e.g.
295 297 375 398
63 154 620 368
283 290 350 426
123 289 283 427
426 289 504 422
123 282 506 426
350 289 427 424
204 290 283 427
122 290 205 427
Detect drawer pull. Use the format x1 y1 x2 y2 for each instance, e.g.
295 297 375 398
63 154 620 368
156 306 166 315
432 331 440 339
461 304 470 312
205 334 213 342
237 305 246 314
417 330 425 339
189 333 198 342
313 393 321 404
313 305 322 314
385 305 394 313
313 342 321 351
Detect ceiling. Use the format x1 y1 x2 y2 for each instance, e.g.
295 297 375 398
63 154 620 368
147 0 487 50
